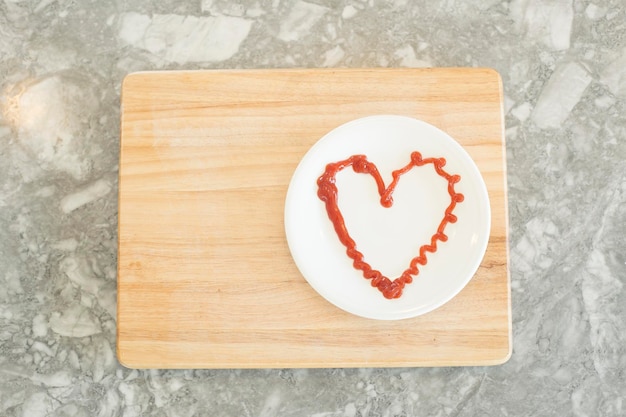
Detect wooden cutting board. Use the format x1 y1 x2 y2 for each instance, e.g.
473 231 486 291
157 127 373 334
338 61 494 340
118 68 510 368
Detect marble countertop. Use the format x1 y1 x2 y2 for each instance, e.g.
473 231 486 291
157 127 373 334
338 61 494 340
1 0 625 415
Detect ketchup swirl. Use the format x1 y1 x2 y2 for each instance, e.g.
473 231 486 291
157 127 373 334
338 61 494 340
317 152 464 299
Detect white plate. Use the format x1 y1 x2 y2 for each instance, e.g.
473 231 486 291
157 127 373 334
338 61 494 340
284 115 490 320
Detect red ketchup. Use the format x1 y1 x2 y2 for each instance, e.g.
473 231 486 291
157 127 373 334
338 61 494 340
317 152 464 299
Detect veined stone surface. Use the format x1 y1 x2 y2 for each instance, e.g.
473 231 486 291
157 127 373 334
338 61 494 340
1 0 625 416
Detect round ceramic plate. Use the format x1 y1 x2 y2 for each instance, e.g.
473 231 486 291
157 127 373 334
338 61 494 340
284 115 491 320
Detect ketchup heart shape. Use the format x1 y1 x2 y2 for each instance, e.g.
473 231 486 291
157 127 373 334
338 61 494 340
317 151 464 299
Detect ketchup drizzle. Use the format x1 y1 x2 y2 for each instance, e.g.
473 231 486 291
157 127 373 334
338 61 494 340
317 152 464 299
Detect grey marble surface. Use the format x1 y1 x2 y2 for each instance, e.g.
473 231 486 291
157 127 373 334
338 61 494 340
1 0 625 415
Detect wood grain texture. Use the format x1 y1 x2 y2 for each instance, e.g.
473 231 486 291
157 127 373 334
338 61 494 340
118 68 511 368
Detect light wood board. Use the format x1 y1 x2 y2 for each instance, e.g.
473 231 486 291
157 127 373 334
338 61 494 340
118 68 511 368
